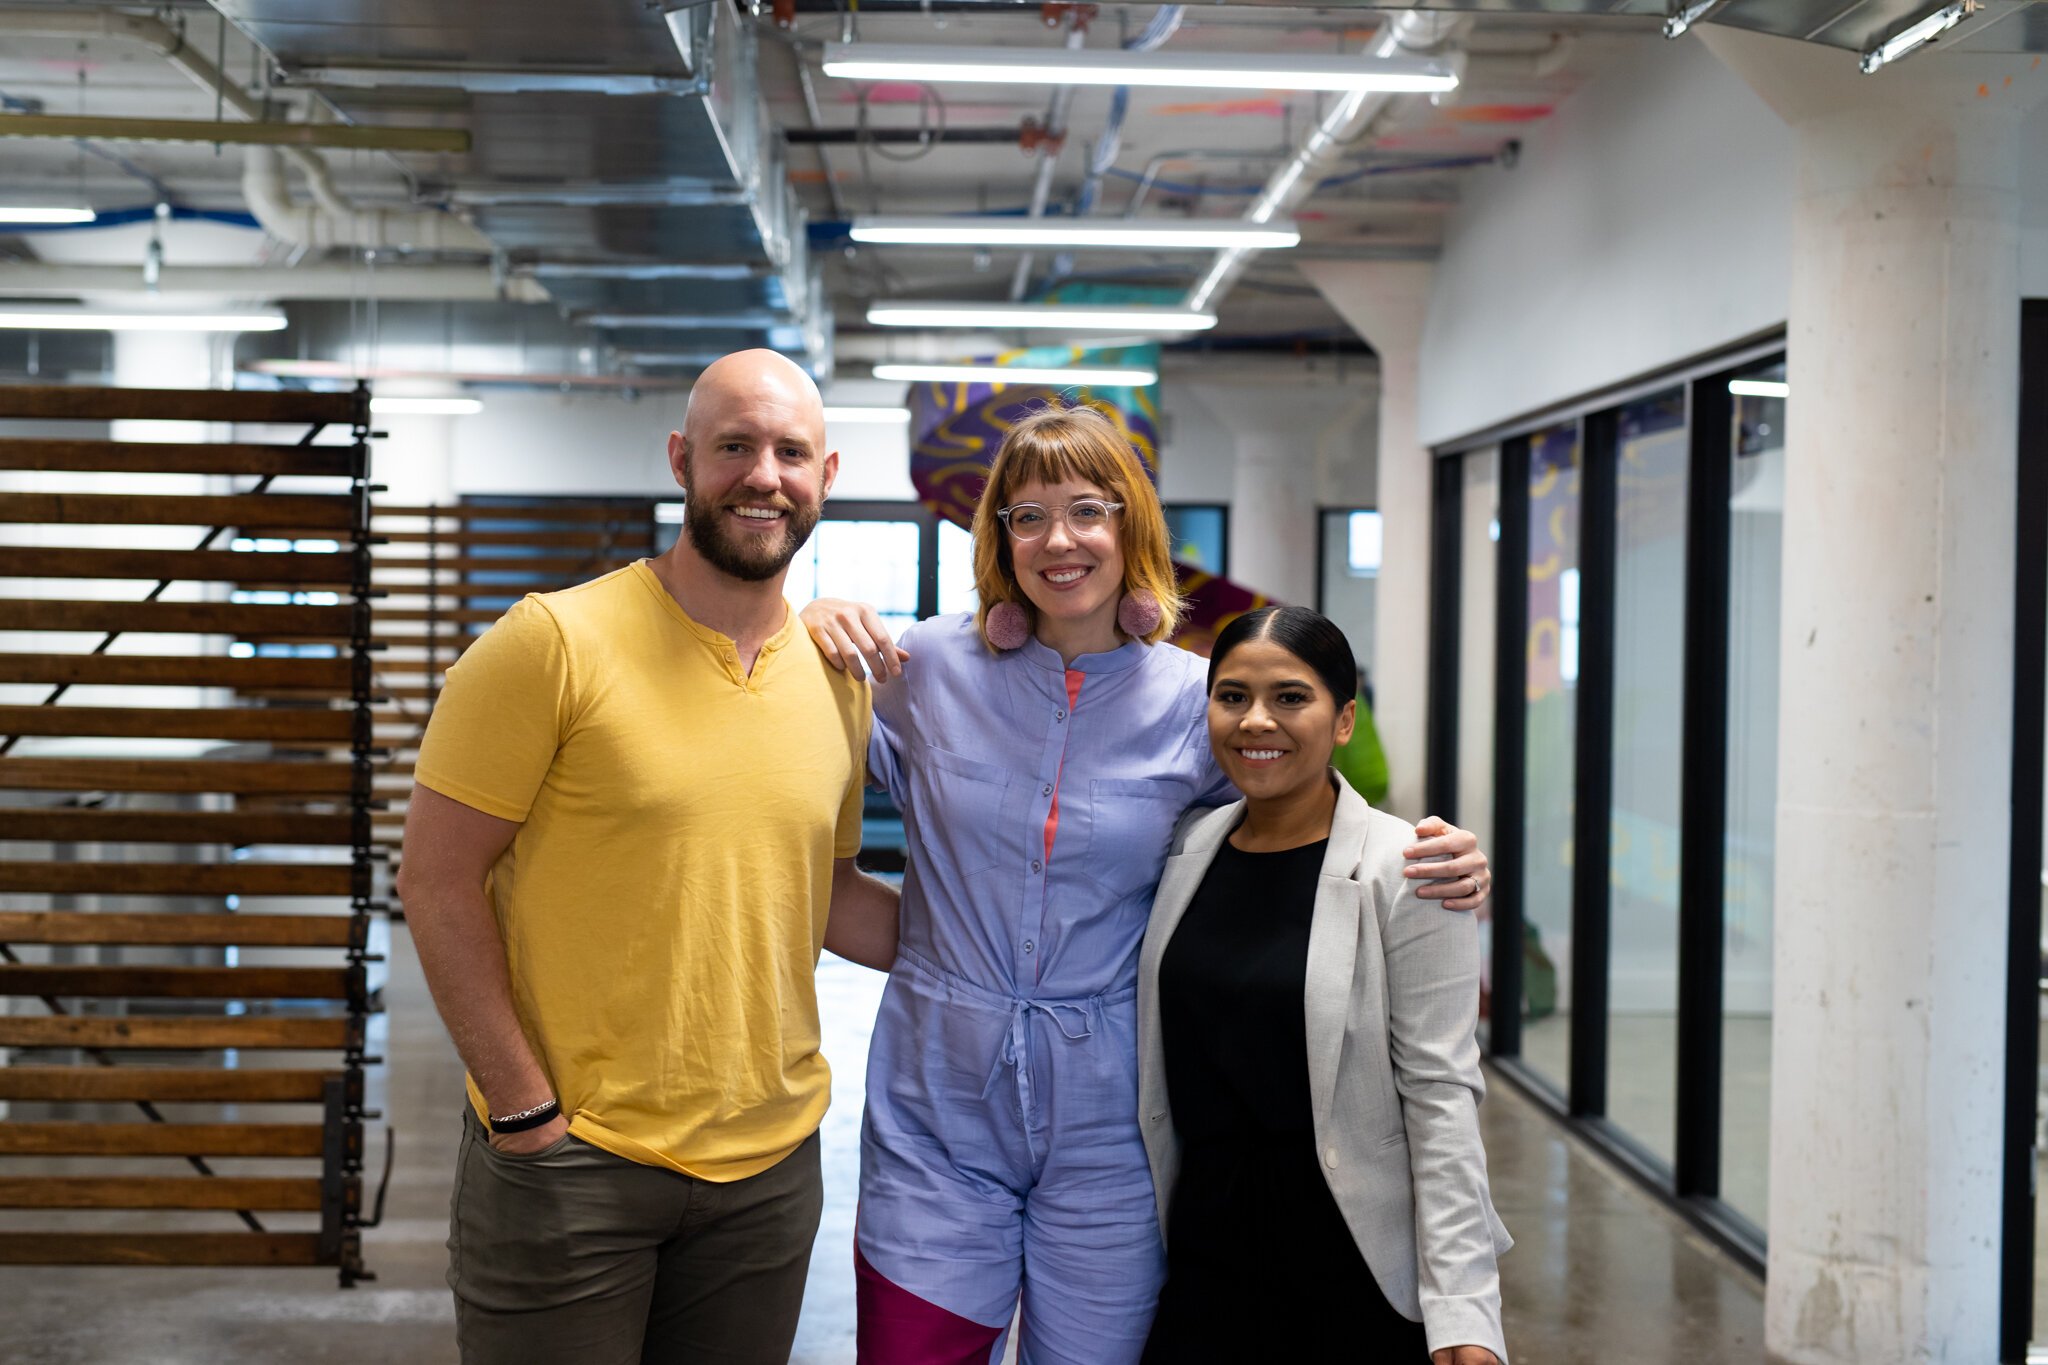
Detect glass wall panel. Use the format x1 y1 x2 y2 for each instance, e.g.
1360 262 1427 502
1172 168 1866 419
1321 508 1379 682
937 518 977 617
1722 360 1784 1228
1163 503 1228 576
782 519 922 639
1521 421 1581 1091
1605 390 1690 1166
1458 450 1500 1035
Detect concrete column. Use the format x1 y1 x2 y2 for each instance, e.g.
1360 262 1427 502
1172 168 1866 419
1300 259 1435 819
1701 30 2044 1363
1201 378 1324 609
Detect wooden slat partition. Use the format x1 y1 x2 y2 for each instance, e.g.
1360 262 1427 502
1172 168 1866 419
0 655 352 690
376 501 650 521
0 1176 324 1210
0 809 354 845
0 1015 355 1050
375 555 638 575
376 607 518 625
0 547 357 584
0 440 359 477
0 1067 337 1103
0 706 355 742
0 384 376 1284
0 492 356 529
377 528 633 547
0 1232 326 1266
0 964 358 1000
0 758 355 794
0 1123 326 1158
0 912 359 947
0 384 362 425
0 1064 331 1113
0 600 353 637
0 862 355 896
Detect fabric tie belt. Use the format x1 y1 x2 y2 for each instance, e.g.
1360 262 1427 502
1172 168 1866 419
894 945 1129 1111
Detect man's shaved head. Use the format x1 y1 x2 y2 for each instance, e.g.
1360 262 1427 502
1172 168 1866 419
684 349 824 441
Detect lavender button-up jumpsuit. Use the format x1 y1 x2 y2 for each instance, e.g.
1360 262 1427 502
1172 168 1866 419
855 612 1233 1365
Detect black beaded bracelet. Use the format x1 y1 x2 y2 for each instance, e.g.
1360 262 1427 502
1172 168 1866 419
488 1098 561 1134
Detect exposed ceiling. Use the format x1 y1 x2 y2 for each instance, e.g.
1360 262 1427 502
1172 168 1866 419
0 0 2039 390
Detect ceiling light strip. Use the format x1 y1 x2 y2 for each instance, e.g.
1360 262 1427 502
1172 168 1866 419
822 44 1458 94
0 310 285 333
873 363 1158 386
850 217 1300 250
866 303 1215 332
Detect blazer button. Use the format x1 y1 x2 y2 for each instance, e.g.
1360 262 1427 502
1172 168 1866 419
1325 1148 1339 1169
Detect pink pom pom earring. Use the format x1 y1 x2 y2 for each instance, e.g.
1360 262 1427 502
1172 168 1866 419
985 600 1032 651
1117 589 1163 639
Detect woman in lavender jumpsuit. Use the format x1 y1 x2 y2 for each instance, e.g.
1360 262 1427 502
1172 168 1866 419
803 406 1492 1365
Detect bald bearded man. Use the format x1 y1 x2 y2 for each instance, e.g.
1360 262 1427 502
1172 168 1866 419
399 350 903 1364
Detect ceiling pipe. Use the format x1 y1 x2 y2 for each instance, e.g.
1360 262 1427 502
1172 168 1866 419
242 146 494 254
0 7 493 253
0 262 547 302
1008 20 1090 301
1184 10 1463 316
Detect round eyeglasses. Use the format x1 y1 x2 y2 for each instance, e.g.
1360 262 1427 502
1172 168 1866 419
995 498 1124 541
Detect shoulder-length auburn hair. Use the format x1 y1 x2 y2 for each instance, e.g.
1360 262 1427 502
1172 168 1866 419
970 401 1184 649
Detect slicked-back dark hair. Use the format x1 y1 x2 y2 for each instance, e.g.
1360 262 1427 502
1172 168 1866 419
1206 605 1358 704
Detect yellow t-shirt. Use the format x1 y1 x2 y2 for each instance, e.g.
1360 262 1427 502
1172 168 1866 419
414 561 869 1181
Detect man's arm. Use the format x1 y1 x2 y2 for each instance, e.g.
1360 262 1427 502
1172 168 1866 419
824 857 900 971
396 784 566 1153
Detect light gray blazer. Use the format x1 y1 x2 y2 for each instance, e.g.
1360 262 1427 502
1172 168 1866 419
1136 776 1512 1362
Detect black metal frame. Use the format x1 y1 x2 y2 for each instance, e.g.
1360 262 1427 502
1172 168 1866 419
1675 372 1734 1206
1487 436 1529 1062
2002 300 2048 1362
341 383 376 1286
1570 410 1617 1120
1425 455 1463 821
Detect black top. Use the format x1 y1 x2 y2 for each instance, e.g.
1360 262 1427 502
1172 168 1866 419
1144 835 1427 1362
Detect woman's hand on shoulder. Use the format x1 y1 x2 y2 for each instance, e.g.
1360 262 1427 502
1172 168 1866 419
1402 815 1492 914
1431 1347 1501 1365
800 598 910 682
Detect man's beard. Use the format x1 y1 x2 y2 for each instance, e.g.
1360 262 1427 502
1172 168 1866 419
682 491 821 582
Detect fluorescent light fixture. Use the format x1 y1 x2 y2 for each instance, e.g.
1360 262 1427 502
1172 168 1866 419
867 302 1216 332
1662 0 1732 40
824 406 912 424
0 206 96 224
850 217 1300 251
822 43 1458 94
872 363 1158 386
1861 1 1977 73
1728 378 1789 399
0 309 285 332
370 396 484 416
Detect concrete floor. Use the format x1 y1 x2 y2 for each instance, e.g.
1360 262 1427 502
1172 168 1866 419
1 923 1765 1364
1519 1010 1773 1229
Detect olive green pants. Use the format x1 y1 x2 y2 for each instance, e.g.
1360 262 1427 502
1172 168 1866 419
447 1109 823 1365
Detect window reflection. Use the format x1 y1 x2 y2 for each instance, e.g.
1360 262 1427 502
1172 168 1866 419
1521 421 1581 1092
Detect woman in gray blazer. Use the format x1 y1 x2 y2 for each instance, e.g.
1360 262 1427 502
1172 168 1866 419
1137 606 1511 1364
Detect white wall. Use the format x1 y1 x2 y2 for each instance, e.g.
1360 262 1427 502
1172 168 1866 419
1417 39 1795 446
2022 95 2048 295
